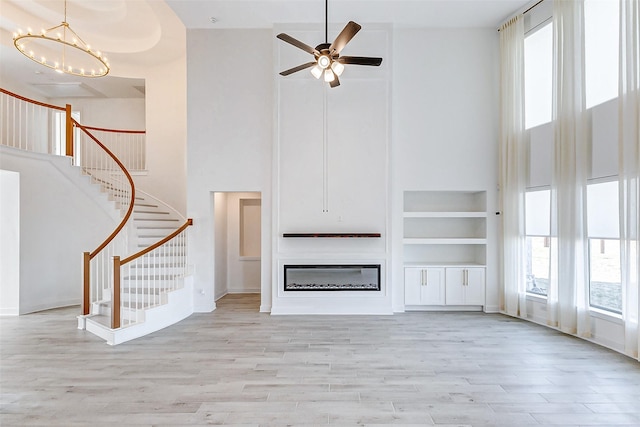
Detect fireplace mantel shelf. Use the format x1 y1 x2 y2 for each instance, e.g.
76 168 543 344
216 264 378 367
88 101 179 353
283 233 381 238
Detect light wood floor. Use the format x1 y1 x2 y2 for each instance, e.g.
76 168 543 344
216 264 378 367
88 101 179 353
1 294 639 426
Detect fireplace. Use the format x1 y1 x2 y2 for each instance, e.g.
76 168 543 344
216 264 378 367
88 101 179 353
284 264 381 291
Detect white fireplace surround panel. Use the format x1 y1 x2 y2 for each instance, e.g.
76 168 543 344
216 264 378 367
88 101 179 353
272 24 391 315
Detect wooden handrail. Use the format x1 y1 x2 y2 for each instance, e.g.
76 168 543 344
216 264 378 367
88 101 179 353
73 119 137 259
65 105 73 157
82 252 91 315
0 88 66 111
120 219 193 265
80 125 146 134
112 256 121 329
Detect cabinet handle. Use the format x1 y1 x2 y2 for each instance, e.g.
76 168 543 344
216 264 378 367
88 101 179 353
421 269 426 286
464 269 468 286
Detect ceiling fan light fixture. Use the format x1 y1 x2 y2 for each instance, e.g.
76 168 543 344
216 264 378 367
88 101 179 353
330 61 344 76
310 65 323 79
317 55 331 69
323 69 335 83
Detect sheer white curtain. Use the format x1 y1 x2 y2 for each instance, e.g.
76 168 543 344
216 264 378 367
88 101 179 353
619 0 640 360
548 0 591 336
499 15 527 317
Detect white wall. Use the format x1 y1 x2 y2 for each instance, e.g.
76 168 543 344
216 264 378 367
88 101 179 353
0 170 20 315
213 192 228 300
185 26 500 315
51 98 146 131
390 28 500 312
135 55 188 215
0 147 116 314
186 29 273 312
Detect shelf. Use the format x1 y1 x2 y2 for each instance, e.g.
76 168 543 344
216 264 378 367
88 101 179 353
402 190 488 266
403 211 486 218
283 233 381 238
403 238 487 245
404 262 486 268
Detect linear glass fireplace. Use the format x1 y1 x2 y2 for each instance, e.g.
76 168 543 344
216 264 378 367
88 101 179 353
284 264 381 291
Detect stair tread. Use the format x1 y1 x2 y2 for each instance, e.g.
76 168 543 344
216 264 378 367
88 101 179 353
134 218 179 222
134 209 170 213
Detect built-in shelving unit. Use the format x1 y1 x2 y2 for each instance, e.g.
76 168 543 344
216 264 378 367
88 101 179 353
403 191 487 266
403 191 487 309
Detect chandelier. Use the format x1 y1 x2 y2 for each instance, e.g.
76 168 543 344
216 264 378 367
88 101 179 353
13 0 110 78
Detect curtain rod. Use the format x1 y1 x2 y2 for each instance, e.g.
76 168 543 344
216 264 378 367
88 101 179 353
523 0 545 15
497 0 545 31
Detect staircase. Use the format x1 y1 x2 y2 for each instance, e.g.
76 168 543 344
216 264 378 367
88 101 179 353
1 87 194 345
79 179 193 345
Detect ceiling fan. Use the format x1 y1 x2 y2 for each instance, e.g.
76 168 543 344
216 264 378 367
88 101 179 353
276 0 383 88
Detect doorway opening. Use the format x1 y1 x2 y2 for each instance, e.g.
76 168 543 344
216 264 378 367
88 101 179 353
213 192 262 305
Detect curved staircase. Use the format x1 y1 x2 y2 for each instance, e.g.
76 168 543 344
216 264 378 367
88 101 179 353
1 88 193 345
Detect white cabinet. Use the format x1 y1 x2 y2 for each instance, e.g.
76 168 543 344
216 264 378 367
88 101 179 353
444 267 485 306
404 267 445 305
405 266 485 308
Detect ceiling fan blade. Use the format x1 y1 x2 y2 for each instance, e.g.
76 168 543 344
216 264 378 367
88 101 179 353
329 21 361 55
280 62 317 76
276 33 318 55
330 75 340 88
337 56 383 66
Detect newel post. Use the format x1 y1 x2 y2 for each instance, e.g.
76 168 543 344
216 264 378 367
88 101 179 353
82 252 91 315
65 104 73 157
112 256 121 329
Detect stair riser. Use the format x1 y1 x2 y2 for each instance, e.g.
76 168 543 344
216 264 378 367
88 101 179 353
128 267 186 275
133 212 173 220
96 303 140 321
121 280 179 289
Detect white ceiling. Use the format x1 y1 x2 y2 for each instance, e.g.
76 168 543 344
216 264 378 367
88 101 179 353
165 0 531 29
0 0 531 99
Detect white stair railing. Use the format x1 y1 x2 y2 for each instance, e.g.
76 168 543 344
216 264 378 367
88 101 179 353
0 88 70 155
114 219 192 327
76 125 146 172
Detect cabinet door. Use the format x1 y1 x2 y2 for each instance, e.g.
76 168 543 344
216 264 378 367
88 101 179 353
465 267 486 305
422 267 445 305
445 268 466 305
405 267 445 305
404 268 422 305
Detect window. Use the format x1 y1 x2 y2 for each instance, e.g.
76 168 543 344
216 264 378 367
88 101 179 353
54 110 80 156
584 0 619 109
587 180 622 313
525 189 551 295
524 22 553 129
